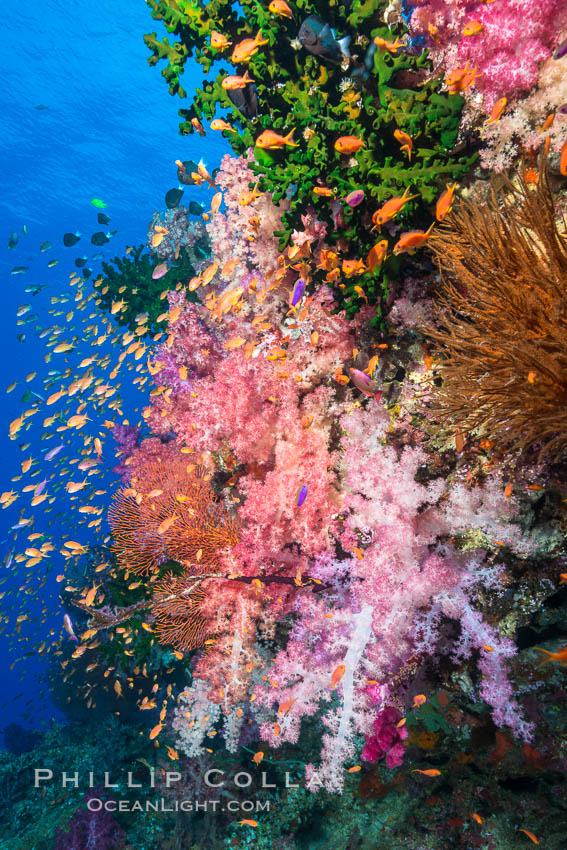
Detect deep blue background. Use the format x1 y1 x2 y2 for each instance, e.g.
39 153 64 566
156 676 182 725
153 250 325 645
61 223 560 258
0 0 230 736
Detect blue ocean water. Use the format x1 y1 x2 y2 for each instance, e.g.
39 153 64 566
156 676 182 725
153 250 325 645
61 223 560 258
0 0 230 738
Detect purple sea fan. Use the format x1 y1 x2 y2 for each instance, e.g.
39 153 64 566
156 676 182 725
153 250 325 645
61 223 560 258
55 789 124 850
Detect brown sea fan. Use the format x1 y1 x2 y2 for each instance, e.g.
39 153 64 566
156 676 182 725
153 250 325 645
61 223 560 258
424 161 567 461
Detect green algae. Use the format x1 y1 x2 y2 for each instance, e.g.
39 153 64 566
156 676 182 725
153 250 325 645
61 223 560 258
144 0 477 320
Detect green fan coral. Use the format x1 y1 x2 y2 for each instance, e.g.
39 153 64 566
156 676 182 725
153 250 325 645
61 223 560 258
144 0 477 318
95 245 198 336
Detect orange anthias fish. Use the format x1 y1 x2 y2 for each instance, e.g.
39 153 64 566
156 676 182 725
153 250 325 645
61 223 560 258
191 117 206 136
231 30 269 63
331 664 346 688
533 644 567 666
412 768 441 776
374 35 404 55
463 20 483 36
435 183 457 222
445 61 482 94
334 136 366 154
372 187 418 228
342 259 366 277
239 184 263 205
238 820 258 827
518 829 540 845
373 35 405 53
269 0 293 19
256 129 298 149
538 112 555 133
485 97 507 125
210 31 231 50
222 71 254 90
394 129 412 160
393 223 435 255
252 751 264 765
366 239 388 270
560 138 567 176
313 186 335 197
211 119 237 133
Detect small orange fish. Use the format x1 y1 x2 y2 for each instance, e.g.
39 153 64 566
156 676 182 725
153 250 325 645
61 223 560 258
435 183 457 222
366 239 388 270
334 136 365 154
373 36 405 53
210 119 236 133
471 813 483 824
538 112 555 133
191 117 206 136
331 664 346 688
560 137 567 176
393 222 435 255
519 829 539 845
252 751 264 765
413 694 427 708
210 31 231 50
231 30 268 64
222 71 254 90
559 573 567 584
269 0 293 18
412 769 441 776
372 187 418 228
239 184 263 205
312 186 335 197
463 20 483 36
157 514 177 535
84 584 99 606
485 97 507 125
256 128 298 149
445 61 482 94
342 259 366 277
347 765 361 772
504 484 513 499
238 820 258 827
394 129 412 160
533 644 567 666
149 723 163 740
482 645 494 652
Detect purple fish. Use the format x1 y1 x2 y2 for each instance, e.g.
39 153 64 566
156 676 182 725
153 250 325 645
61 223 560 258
345 189 365 208
554 38 567 59
296 484 308 507
330 200 345 230
349 368 382 398
63 613 78 642
44 444 64 461
34 479 47 497
291 278 305 307
152 262 169 280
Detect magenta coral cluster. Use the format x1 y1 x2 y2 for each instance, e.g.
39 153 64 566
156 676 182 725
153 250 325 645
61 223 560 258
361 705 408 769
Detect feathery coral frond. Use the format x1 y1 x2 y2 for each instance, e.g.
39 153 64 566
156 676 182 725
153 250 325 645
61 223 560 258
425 157 567 461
